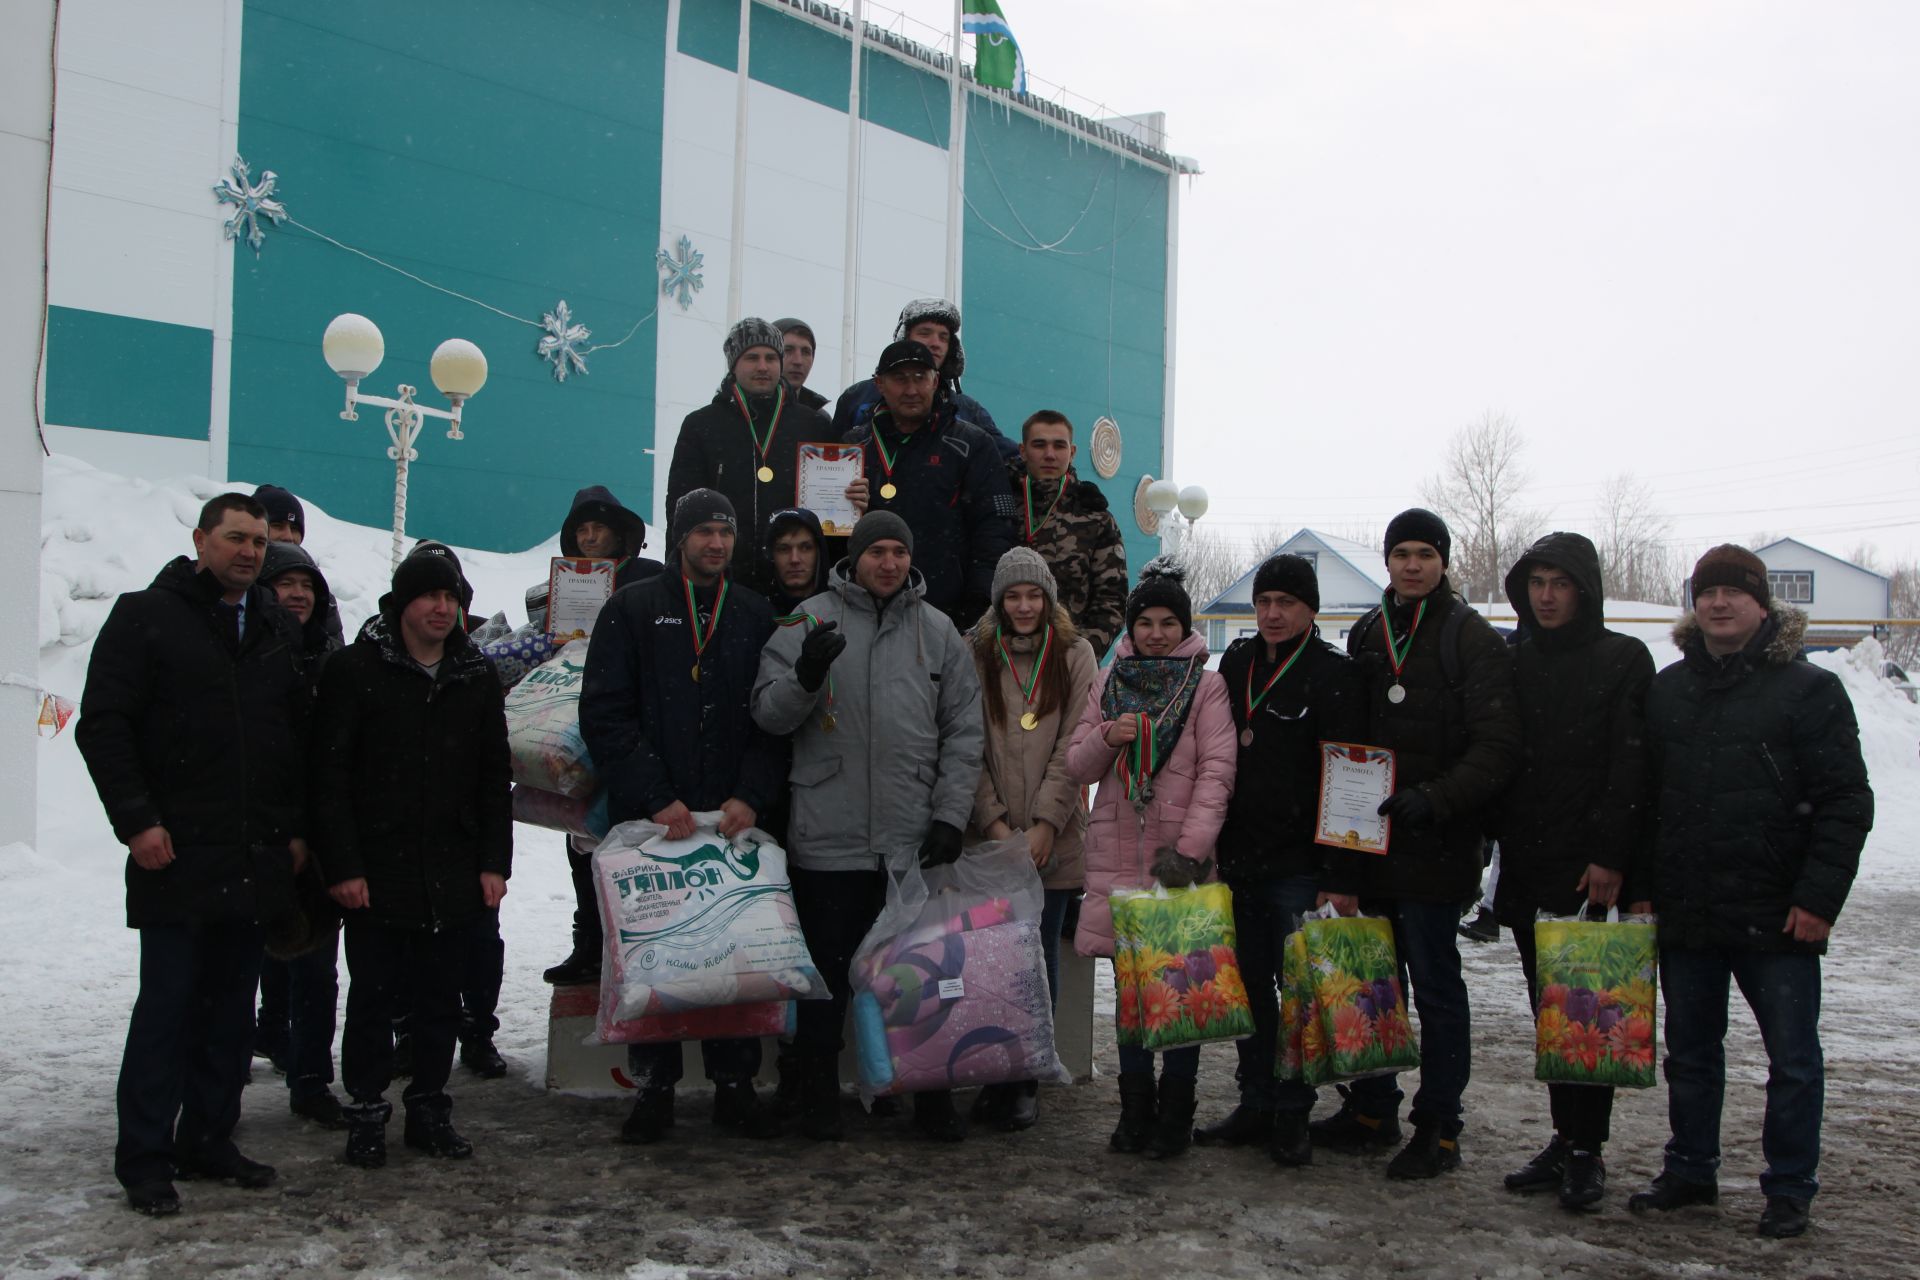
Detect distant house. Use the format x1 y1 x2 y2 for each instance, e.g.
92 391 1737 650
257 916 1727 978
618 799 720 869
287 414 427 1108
1752 538 1891 645
1197 529 1389 651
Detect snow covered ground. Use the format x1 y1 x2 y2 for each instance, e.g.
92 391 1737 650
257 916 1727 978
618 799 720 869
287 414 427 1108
6 455 1920 1278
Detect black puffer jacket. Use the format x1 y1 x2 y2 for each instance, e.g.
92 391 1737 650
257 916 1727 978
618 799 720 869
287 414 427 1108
309 613 513 931
1215 629 1364 885
665 382 832 597
1335 581 1523 903
77 557 310 928
1488 533 1655 925
579 570 787 825
1645 604 1872 955
260 540 345 676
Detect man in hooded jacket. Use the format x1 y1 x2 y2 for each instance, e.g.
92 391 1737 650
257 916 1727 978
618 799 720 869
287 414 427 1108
1488 531 1654 1210
831 298 1015 459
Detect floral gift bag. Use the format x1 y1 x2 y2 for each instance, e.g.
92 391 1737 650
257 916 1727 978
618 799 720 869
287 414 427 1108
1532 906 1658 1088
1277 907 1418 1086
1111 883 1254 1052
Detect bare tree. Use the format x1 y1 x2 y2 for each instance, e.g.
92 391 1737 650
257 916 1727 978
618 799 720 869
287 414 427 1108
1847 541 1884 573
1168 524 1247 614
1886 559 1920 666
1419 411 1544 602
1593 472 1684 604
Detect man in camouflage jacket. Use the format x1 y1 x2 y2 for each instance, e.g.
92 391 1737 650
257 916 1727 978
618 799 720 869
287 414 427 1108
1007 410 1127 658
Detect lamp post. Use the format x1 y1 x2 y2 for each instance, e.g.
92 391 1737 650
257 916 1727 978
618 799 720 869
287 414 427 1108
1143 478 1209 555
322 314 488 571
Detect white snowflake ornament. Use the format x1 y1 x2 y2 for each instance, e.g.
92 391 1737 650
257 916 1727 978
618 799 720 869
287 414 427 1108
656 236 704 310
537 301 591 381
214 157 287 254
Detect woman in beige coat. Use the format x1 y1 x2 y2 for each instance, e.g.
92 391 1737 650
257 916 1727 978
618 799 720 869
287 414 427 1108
966 546 1098 1131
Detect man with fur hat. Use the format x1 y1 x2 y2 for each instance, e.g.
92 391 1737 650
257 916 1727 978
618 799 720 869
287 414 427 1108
752 510 985 1143
1007 409 1127 657
1626 545 1872 1239
773 317 830 411
842 339 1016 630
310 545 514 1170
1313 508 1521 1179
580 489 788 1144
831 298 1015 458
666 317 833 596
1487 532 1655 1210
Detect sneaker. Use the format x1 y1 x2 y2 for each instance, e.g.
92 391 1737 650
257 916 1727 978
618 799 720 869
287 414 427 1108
1194 1103 1275 1148
1385 1123 1461 1180
125 1180 181 1216
1308 1089 1402 1151
1457 907 1499 943
1504 1137 1570 1193
712 1079 782 1139
290 1089 348 1130
459 1035 508 1080
620 1087 675 1145
175 1149 276 1189
1758 1196 1810 1239
1628 1173 1719 1213
403 1096 474 1159
1560 1150 1607 1210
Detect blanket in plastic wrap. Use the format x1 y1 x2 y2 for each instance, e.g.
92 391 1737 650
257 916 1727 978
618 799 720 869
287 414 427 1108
504 640 594 797
511 784 609 842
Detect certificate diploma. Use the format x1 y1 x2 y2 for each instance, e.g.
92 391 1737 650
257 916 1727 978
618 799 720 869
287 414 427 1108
546 557 616 642
795 442 864 536
1315 741 1396 854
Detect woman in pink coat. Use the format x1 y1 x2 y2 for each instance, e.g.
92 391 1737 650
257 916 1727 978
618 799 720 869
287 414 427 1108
1067 558 1237 1159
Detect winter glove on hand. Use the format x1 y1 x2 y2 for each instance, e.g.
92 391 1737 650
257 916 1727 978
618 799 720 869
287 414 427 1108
794 620 846 692
917 821 963 870
1151 847 1211 889
1377 788 1435 830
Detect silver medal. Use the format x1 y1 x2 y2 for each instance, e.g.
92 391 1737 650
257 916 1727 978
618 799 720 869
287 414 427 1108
1239 727 1254 748
1387 682 1407 704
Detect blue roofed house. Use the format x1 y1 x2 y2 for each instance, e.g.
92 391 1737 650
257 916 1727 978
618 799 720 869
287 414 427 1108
1197 529 1390 653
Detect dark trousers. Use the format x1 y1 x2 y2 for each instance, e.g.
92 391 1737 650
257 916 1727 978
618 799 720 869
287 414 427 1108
1039 888 1076 1011
1348 899 1472 1134
1659 945 1824 1201
568 836 603 951
790 866 888 1056
256 933 341 1100
627 1038 764 1089
461 907 504 1038
342 920 463 1105
1227 874 1321 1114
115 921 264 1187
1513 922 1614 1148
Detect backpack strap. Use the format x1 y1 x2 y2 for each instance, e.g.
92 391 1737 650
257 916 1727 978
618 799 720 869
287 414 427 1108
1347 605 1382 659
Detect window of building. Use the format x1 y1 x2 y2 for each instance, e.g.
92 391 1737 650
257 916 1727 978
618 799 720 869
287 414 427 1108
1767 571 1813 604
1207 618 1226 650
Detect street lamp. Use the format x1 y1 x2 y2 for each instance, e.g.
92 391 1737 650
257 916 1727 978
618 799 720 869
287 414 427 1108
1143 477 1209 553
323 314 487 570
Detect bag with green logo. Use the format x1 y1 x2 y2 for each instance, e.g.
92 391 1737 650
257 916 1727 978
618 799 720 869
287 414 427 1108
592 815 825 1024
504 639 595 797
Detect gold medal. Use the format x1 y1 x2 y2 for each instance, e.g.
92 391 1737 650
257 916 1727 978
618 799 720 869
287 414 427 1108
691 663 701 683
879 482 897 500
1019 711 1039 731
1239 727 1254 748
821 712 837 733
756 465 774 483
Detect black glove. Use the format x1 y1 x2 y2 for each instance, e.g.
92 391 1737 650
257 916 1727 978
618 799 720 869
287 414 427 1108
1378 788 1435 830
917 820 963 869
794 619 846 692
1151 847 1211 889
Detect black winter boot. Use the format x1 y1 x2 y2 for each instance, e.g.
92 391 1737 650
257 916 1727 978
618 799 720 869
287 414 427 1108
175 1145 276 1188
403 1094 473 1159
1560 1149 1607 1210
1144 1075 1197 1160
1002 1080 1040 1132
1109 1071 1156 1154
343 1100 392 1169
1194 1103 1275 1148
712 1078 782 1139
1308 1086 1401 1151
767 1045 805 1119
1758 1195 1810 1239
542 928 602 985
798 1058 844 1142
1505 1136 1571 1193
620 1087 675 1145
459 1030 508 1080
912 1089 968 1143
1386 1121 1461 1180
1269 1110 1313 1167
970 1082 1016 1127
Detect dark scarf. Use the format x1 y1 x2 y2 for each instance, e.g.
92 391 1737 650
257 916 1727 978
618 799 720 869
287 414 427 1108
1099 651 1207 808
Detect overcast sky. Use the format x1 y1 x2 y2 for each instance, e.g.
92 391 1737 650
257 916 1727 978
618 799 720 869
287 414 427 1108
893 0 1920 567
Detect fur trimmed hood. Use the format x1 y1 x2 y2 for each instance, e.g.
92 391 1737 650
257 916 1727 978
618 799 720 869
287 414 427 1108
1672 600 1808 667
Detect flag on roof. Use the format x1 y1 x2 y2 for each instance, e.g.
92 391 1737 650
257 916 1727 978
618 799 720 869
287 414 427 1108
962 0 1028 95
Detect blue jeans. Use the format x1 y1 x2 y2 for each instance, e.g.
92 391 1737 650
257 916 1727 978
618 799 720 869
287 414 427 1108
1347 899 1471 1134
1040 888 1075 1012
1227 875 1321 1113
1118 1044 1200 1079
1659 946 1824 1201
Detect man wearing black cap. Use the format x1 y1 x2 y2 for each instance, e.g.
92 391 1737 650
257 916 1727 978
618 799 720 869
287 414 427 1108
1487 532 1654 1210
580 488 787 1143
773 317 829 412
311 546 513 1170
1197 554 1363 1165
764 507 829 617
666 318 833 597
1626 545 1871 1239
831 298 1014 458
1313 508 1521 1179
842 339 1015 629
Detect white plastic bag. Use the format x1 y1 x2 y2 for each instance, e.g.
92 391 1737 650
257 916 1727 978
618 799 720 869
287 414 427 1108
504 639 594 796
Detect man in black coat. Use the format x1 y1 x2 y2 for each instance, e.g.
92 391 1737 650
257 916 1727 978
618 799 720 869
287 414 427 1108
1315 508 1522 1179
1626 545 1872 1240
1487 532 1654 1210
764 506 829 619
77 492 311 1215
842 340 1016 630
311 549 514 1169
1195 555 1362 1165
580 488 788 1144
666 318 833 598
830 297 1015 459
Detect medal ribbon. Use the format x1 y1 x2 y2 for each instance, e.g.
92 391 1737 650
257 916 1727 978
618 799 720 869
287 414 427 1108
1116 713 1156 803
1246 629 1313 720
684 574 731 668
1022 476 1066 543
776 612 834 712
996 622 1054 711
731 382 787 471
1379 592 1428 680
870 428 899 487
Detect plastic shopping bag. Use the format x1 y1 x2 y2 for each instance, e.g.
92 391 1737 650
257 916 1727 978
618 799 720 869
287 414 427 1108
1277 906 1419 1085
511 784 610 842
1532 906 1658 1089
849 839 1069 1100
1111 882 1255 1052
592 816 823 1024
504 640 595 796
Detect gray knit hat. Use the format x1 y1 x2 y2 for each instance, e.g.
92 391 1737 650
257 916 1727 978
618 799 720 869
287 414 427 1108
723 317 783 369
990 546 1056 611
848 510 913 563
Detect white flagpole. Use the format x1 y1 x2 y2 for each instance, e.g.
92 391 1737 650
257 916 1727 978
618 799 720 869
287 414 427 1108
841 0 864 390
726 0 753 324
945 0 965 303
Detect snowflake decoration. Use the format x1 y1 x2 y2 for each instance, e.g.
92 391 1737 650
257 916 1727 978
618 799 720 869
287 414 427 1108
656 235 704 310
536 301 591 382
213 157 287 254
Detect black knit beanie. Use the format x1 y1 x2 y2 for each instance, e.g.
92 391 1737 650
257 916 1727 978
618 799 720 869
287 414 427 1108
389 551 463 615
1383 508 1452 566
670 487 738 549
1126 556 1193 637
1252 554 1320 611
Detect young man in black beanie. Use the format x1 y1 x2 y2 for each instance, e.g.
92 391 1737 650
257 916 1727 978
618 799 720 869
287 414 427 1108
1314 508 1521 1179
310 547 513 1169
579 488 788 1143
1198 554 1364 1165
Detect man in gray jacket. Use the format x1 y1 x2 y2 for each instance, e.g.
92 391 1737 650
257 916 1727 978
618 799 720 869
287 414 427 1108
753 510 984 1143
